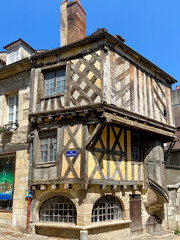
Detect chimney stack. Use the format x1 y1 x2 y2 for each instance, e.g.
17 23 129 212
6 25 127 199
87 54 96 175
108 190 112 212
60 0 86 46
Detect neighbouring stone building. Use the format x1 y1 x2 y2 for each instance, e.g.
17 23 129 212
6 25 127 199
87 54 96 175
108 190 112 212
0 39 36 229
164 86 180 231
27 0 177 239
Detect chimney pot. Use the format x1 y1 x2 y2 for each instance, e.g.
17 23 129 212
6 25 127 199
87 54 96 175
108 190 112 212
176 85 180 89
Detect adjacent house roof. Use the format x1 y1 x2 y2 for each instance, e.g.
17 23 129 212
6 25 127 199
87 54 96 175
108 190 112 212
4 38 37 53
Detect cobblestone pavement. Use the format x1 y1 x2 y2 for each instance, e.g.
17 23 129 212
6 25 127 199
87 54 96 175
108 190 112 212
0 227 180 240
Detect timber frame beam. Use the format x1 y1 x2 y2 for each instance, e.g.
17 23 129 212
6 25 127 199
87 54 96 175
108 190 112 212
102 112 176 140
85 123 105 148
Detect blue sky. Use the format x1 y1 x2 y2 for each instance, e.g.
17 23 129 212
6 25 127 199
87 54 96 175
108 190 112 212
0 0 179 89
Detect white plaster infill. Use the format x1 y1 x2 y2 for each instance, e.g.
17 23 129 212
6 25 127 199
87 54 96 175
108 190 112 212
35 220 131 230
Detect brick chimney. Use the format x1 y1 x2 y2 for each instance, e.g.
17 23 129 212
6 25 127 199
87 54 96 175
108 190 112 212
60 0 86 46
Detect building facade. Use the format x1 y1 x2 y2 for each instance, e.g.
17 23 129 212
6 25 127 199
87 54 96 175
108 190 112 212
0 39 36 229
164 86 180 231
27 1 176 239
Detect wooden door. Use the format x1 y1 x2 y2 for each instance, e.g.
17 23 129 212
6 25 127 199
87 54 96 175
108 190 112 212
130 195 143 235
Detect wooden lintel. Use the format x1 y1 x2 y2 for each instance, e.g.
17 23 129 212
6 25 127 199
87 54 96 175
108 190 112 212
102 112 176 139
85 123 105 148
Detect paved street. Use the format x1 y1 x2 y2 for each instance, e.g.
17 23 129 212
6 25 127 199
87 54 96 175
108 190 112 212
0 226 180 240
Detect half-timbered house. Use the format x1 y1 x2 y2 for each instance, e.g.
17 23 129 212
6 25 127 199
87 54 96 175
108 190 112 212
28 0 177 239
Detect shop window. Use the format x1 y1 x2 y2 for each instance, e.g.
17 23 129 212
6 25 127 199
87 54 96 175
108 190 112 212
39 136 57 163
40 196 77 223
92 195 123 223
44 68 66 96
7 94 18 124
0 155 15 211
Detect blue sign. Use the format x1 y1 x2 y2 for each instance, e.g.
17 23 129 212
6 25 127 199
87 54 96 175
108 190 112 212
66 150 77 157
25 190 33 198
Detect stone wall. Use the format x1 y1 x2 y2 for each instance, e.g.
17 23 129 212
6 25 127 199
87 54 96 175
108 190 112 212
0 70 30 230
29 184 158 239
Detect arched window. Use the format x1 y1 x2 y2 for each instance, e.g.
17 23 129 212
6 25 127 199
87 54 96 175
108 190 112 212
92 195 122 223
40 196 77 223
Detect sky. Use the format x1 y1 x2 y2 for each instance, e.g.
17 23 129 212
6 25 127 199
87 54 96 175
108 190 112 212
0 0 179 89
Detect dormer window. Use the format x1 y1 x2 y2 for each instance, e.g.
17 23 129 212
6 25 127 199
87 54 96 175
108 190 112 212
7 94 18 124
44 68 66 96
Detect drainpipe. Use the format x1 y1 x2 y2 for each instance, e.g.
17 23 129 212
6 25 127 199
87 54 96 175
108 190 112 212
26 136 33 233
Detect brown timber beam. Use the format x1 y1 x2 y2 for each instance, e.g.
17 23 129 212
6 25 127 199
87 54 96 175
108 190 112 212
102 112 176 140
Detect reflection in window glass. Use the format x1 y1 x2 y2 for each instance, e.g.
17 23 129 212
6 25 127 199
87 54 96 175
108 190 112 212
0 155 15 211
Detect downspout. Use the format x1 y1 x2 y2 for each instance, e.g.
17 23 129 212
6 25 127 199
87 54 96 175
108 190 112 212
26 58 33 233
26 136 32 233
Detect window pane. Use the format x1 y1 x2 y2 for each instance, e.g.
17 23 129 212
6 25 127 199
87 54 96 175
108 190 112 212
44 72 55 95
40 197 76 223
8 95 18 123
56 69 65 93
92 196 122 223
0 155 15 211
39 136 57 163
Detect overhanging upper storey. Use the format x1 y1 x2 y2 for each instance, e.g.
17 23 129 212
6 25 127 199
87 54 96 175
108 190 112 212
29 30 177 131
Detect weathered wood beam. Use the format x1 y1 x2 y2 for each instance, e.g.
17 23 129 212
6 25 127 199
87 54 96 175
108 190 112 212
85 123 105 148
102 112 176 139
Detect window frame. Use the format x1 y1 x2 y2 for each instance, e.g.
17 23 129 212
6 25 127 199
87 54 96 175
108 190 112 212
92 195 123 223
39 196 77 224
43 67 66 96
131 132 141 162
39 134 57 164
7 94 18 124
